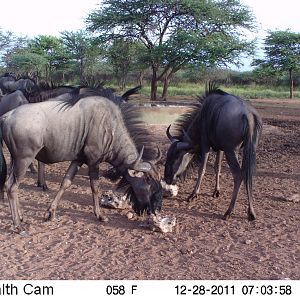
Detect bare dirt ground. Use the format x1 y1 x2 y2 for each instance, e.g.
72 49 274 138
0 98 299 280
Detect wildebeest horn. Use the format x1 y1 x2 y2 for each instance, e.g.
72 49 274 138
132 146 152 172
150 146 162 165
166 125 178 143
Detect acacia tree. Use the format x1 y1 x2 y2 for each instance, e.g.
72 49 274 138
86 0 256 100
1 28 28 69
29 35 70 83
252 30 300 98
61 30 102 83
4 50 47 79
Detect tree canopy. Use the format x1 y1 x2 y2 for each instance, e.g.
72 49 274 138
86 0 256 100
252 30 300 98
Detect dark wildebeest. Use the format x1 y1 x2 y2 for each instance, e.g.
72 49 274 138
1 77 37 97
0 73 16 94
164 84 262 221
0 90 162 234
0 90 37 174
0 90 29 115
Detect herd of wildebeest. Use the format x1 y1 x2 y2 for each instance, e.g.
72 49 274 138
0 73 262 235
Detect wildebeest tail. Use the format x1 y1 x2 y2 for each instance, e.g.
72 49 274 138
121 86 141 101
0 125 7 191
241 113 262 197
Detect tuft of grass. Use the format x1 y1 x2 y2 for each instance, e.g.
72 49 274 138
114 83 300 101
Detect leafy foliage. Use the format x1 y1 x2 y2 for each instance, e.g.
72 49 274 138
86 0 256 100
252 30 300 98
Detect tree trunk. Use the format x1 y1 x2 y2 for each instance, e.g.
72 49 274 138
161 72 173 101
138 70 145 87
150 66 158 101
80 58 84 84
289 69 294 99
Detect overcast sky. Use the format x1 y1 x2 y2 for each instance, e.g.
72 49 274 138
0 0 299 70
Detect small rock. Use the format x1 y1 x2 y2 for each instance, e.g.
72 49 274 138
126 212 134 220
286 194 300 203
244 239 252 245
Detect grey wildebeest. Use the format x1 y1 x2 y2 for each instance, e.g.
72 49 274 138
0 86 79 189
0 90 37 174
164 84 262 221
1 77 37 97
0 84 139 191
0 89 163 234
0 73 16 94
27 84 141 189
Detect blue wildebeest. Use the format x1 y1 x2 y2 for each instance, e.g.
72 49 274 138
0 90 37 174
1 76 37 97
0 84 139 191
164 84 262 221
0 89 162 234
0 73 16 94
0 86 79 189
0 90 29 115
27 84 141 189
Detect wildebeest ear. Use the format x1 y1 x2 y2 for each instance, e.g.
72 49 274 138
132 161 152 173
176 142 192 150
128 169 144 178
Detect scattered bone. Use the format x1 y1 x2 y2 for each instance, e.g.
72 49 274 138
126 212 134 220
161 180 178 197
143 214 176 233
100 190 130 209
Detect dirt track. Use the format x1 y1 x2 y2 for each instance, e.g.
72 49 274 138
0 99 299 280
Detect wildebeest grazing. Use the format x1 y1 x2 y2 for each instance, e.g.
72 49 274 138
0 89 163 234
164 83 262 220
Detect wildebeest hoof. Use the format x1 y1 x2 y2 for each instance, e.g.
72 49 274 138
42 185 49 191
14 225 28 236
213 190 220 198
222 212 231 220
98 215 109 223
44 211 56 222
37 182 49 191
186 193 198 202
248 213 256 221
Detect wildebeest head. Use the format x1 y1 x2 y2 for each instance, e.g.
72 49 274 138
122 146 163 216
164 125 194 185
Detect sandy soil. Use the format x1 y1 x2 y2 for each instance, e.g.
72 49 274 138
0 99 299 280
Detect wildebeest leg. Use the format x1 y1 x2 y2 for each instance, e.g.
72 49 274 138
187 152 209 201
45 161 82 221
28 162 37 174
212 151 223 198
37 161 48 190
89 165 109 222
6 157 33 234
223 150 242 220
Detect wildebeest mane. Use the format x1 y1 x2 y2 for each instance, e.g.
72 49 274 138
28 82 78 103
117 103 163 215
171 82 231 181
58 85 141 110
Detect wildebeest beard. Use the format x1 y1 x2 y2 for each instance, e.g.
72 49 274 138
118 173 163 216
